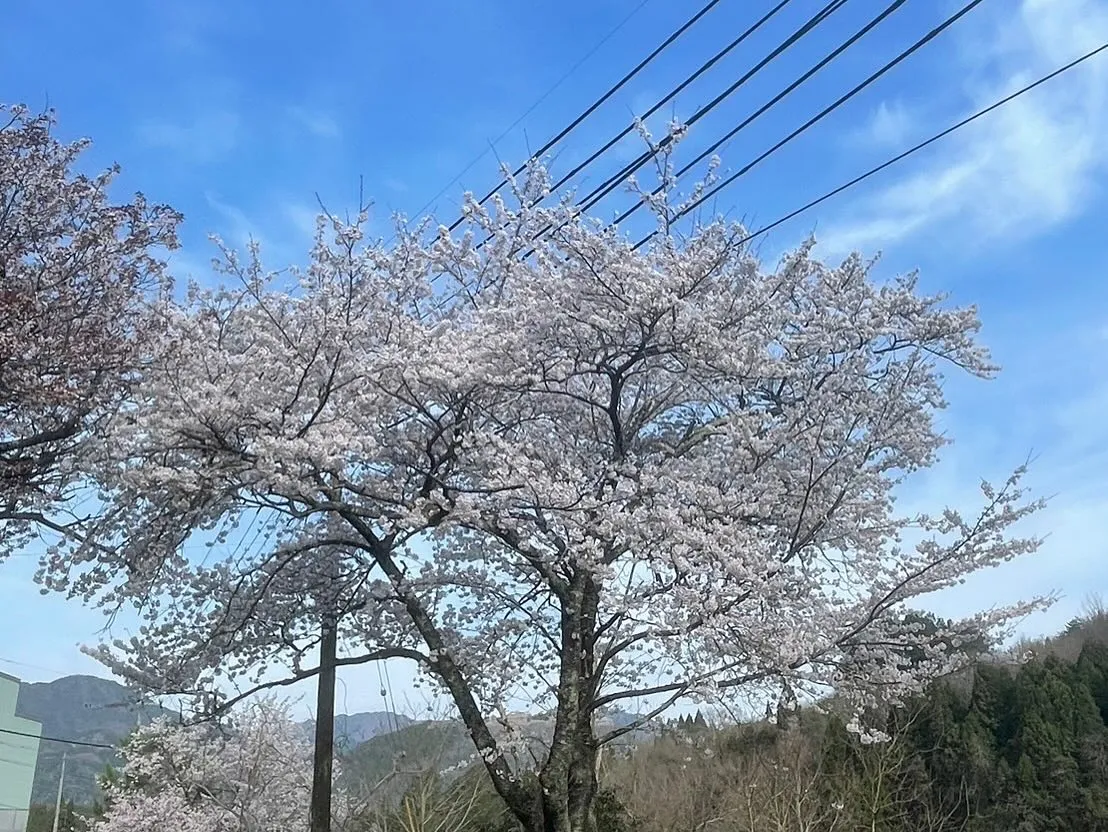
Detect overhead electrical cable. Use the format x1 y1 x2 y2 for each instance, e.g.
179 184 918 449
506 0 853 253
567 0 862 212
454 0 800 234
630 40 1108 251
0 655 71 676
613 0 984 229
431 0 725 232
409 0 658 226
0 725 115 750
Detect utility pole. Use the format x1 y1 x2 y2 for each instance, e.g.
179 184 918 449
309 616 338 832
51 751 67 832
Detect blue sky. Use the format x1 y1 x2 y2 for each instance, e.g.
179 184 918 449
2 0 1107 717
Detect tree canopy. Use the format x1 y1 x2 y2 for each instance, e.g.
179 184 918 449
0 105 180 553
43 148 1044 832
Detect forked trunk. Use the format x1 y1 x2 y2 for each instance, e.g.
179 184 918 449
529 738 599 832
522 575 603 832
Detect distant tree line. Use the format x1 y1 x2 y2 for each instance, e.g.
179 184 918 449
24 618 1108 831
356 614 1108 832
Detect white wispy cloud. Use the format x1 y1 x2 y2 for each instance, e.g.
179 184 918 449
904 437 1108 643
899 308 1108 641
139 110 242 164
818 0 1108 256
204 194 324 270
280 200 322 238
846 98 915 149
286 105 341 139
166 249 218 287
204 191 271 253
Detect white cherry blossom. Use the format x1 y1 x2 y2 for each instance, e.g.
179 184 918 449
50 143 1044 831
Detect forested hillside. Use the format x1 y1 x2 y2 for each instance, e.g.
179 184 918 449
15 676 165 805
353 611 1108 832
24 612 1108 830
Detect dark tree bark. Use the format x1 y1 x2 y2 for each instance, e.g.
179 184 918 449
532 573 603 832
310 618 338 832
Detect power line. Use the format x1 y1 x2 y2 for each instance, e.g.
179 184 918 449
0 655 72 676
0 725 115 750
561 0 849 209
616 0 984 230
509 0 850 255
535 0 810 210
442 0 728 232
632 39 1108 251
375 660 400 736
416 0 660 226
374 659 404 766
413 0 657 225
382 661 399 733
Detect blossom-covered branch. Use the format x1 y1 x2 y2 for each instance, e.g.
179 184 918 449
47 129 1045 832
92 699 349 832
0 104 180 554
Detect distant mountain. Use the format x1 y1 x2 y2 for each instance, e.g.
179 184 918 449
605 710 642 728
342 720 473 801
341 710 656 804
13 675 414 805
15 675 166 805
300 711 415 750
13 673 653 808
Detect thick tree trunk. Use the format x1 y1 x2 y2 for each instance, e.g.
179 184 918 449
566 740 600 832
529 737 599 832
309 618 337 832
527 575 603 832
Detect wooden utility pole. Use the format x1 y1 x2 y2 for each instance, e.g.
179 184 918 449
309 616 338 832
51 751 67 832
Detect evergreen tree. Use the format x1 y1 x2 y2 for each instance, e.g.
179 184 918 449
1076 639 1108 723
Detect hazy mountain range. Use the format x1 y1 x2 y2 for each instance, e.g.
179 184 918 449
15 675 166 805
299 710 415 750
13 675 647 807
13 675 415 806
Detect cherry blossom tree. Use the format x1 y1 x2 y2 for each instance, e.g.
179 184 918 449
48 140 1045 832
93 699 348 832
0 104 181 555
